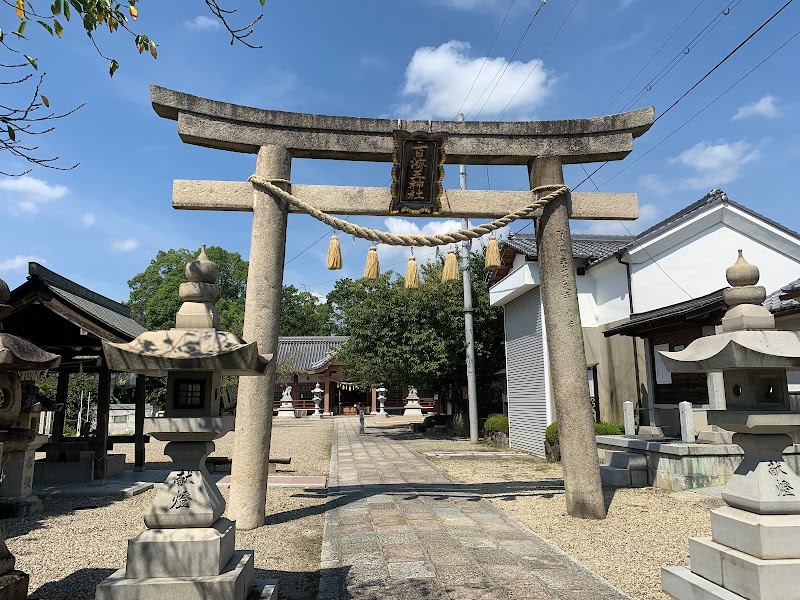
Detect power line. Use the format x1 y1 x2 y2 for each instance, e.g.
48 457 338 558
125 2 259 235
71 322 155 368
494 0 582 120
455 0 517 118
618 0 743 113
601 0 707 114
463 0 548 120
284 230 329 266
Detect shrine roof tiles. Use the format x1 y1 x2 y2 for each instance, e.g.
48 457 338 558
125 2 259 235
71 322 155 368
277 336 350 373
504 234 634 265
765 279 800 315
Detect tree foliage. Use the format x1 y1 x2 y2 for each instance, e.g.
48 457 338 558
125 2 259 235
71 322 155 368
280 284 331 337
1 0 265 174
331 248 505 414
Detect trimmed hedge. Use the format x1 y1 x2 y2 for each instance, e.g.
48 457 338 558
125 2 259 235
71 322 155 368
545 421 624 444
484 413 509 435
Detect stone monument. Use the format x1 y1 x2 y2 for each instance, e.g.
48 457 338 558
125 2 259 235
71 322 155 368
275 385 296 419
0 275 61 598
661 251 800 600
374 386 388 418
308 383 323 420
403 385 423 417
95 247 274 600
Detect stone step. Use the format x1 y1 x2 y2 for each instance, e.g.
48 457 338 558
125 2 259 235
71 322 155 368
661 565 746 600
600 465 648 488
605 450 648 470
711 505 800 560
689 536 800 600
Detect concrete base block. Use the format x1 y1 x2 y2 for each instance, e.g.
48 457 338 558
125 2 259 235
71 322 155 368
105 454 126 479
403 402 423 417
689 536 800 600
607 450 648 470
0 571 29 600
600 465 630 487
249 579 278 599
711 505 800 560
34 459 94 484
698 430 734 445
126 518 235 578
306 413 322 420
274 408 296 419
372 411 389 418
0 495 42 518
630 468 649 487
661 566 745 600
96 550 254 600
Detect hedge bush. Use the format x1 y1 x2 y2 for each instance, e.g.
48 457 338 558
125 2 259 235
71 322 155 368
545 421 624 444
484 413 509 435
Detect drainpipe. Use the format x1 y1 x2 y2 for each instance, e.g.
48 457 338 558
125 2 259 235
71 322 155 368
616 252 644 425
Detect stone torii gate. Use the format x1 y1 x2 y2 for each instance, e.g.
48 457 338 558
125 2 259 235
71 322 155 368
151 84 654 527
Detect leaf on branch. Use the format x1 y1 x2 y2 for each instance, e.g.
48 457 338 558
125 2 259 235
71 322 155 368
41 95 50 107
109 59 119 77
54 19 63 37
37 20 54 35
7 126 16 142
51 0 61 15
259 0 265 5
17 20 27 35
0 29 3 43
15 0 25 19
24 55 38 70
63 0 70 20
129 5 137 20
149 41 157 59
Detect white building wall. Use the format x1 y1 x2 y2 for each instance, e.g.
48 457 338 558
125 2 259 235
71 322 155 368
630 222 800 313
593 262 631 326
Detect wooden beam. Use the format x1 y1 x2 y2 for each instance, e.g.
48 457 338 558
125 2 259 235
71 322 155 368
172 180 639 221
52 371 69 442
94 367 111 481
134 374 146 473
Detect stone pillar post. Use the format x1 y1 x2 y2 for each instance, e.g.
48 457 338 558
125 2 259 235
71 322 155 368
530 156 606 520
679 401 695 443
52 371 69 442
94 367 111 480
623 401 635 436
134 374 146 472
229 144 290 530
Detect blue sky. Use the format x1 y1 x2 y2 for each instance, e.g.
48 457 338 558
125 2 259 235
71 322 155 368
1 0 798 303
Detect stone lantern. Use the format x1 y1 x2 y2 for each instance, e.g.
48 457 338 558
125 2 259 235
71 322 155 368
661 251 800 600
374 386 388 418
308 382 323 419
95 247 272 600
0 276 61 599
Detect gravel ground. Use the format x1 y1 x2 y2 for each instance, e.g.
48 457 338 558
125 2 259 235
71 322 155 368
6 419 334 600
408 436 722 600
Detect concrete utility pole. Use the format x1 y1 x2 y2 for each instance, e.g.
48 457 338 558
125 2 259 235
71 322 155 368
457 114 480 444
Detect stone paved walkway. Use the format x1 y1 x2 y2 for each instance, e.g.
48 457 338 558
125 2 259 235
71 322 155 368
317 417 630 600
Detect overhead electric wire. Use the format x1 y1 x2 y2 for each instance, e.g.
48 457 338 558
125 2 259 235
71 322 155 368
601 0 707 114
455 0 517 119
493 0 582 120
618 0 744 113
462 0 548 120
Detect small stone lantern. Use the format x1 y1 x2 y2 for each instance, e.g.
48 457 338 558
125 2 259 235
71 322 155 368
96 247 272 600
661 251 800 600
0 276 61 599
308 383 323 419
374 386 389 418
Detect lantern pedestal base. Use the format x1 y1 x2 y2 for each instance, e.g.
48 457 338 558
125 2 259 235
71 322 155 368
403 401 423 417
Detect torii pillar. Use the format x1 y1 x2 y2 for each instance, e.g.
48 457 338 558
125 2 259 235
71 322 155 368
150 84 654 525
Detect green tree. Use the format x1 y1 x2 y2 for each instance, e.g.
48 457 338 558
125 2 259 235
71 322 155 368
330 247 505 414
280 285 331 336
2 1 265 174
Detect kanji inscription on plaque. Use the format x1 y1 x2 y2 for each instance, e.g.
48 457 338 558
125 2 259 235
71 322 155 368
390 131 446 215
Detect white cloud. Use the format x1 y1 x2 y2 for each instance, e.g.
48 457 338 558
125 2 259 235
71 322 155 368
81 212 96 227
0 254 47 273
638 174 669 197
670 140 760 189
732 95 782 121
0 176 68 215
110 238 139 252
437 0 503 10
584 204 660 236
398 40 555 120
185 15 221 31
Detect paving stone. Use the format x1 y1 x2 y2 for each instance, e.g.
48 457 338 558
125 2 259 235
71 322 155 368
386 561 436 579
381 544 425 562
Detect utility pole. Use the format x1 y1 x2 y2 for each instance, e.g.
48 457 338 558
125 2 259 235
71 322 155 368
458 113 479 443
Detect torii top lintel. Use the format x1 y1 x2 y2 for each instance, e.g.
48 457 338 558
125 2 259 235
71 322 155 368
151 85 654 167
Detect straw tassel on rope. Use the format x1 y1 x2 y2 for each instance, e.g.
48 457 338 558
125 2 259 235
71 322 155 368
326 233 342 270
364 245 380 279
485 234 501 269
441 249 459 283
405 251 420 289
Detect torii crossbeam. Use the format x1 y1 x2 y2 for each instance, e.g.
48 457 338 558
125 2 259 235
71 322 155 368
151 84 654 527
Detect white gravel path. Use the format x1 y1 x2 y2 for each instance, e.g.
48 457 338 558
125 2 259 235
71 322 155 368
5 419 334 600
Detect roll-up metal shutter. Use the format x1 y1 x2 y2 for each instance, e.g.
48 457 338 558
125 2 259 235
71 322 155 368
503 288 547 456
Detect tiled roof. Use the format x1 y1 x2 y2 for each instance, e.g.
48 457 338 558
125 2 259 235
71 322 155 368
503 233 633 265
604 289 726 337
765 278 800 315
29 263 146 340
276 336 349 372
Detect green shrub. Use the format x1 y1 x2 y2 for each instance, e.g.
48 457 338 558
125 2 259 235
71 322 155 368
484 413 509 435
422 414 448 429
544 421 624 444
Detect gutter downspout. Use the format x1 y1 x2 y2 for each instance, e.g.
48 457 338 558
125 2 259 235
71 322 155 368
616 251 645 426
